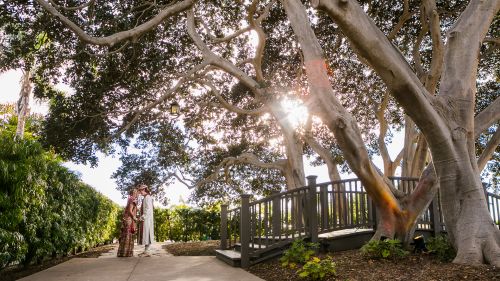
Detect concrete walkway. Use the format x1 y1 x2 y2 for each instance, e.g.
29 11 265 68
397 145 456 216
19 243 264 281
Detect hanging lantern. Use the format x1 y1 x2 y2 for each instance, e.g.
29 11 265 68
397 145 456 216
170 102 180 115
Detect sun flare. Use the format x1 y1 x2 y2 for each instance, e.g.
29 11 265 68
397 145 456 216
280 97 309 129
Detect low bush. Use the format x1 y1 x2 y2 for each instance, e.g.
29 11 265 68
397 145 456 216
280 239 319 268
361 239 409 260
297 256 336 280
427 235 456 262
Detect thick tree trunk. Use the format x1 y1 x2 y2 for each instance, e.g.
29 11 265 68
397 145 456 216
433 138 500 266
282 137 306 189
281 0 435 244
303 135 341 182
15 70 32 140
303 134 346 221
269 102 306 190
402 116 417 177
372 164 438 243
410 134 428 177
283 0 396 209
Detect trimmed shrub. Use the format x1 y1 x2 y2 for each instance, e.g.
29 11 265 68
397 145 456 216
158 204 220 242
0 126 120 268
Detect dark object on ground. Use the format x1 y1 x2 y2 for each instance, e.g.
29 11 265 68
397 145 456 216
0 244 116 281
163 240 220 256
411 235 428 253
248 249 500 281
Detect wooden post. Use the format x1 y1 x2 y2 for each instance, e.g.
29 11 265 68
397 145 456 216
240 194 251 268
430 195 442 236
272 191 281 239
220 204 228 250
368 198 377 231
306 175 318 243
320 184 329 231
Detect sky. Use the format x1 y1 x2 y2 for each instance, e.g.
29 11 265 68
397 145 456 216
0 69 404 207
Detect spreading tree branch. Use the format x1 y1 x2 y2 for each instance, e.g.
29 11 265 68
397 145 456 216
186 9 264 97
412 15 428 78
105 61 209 142
484 37 500 45
422 0 444 94
477 129 500 172
199 79 268 115
312 0 450 146
247 0 276 82
374 92 393 174
387 0 414 40
192 153 286 189
475 96 500 138
407 164 438 216
438 1 500 101
170 172 196 189
35 0 194 47
48 0 95 11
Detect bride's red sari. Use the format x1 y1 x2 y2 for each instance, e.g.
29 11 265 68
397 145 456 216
117 194 137 257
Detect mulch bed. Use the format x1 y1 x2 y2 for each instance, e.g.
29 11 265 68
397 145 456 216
248 250 500 281
0 244 116 281
163 240 220 256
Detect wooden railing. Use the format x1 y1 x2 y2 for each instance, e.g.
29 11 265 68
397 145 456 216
315 178 375 234
486 191 500 228
220 205 240 251
220 176 499 267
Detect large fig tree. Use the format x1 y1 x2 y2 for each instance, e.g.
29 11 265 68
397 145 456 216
4 0 498 265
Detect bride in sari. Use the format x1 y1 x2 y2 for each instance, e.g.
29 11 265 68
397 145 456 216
117 188 139 257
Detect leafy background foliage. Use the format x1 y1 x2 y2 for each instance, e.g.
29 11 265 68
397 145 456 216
0 116 120 268
154 204 220 242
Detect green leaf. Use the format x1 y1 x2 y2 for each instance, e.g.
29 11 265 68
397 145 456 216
382 249 390 258
299 271 309 277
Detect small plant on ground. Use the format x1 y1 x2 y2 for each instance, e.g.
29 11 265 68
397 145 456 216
426 235 456 262
297 256 336 280
280 239 319 268
361 239 409 260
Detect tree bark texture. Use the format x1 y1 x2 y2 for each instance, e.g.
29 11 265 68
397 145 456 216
15 70 32 140
269 102 306 189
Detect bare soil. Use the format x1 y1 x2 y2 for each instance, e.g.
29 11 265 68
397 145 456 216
163 240 220 256
164 241 500 280
248 250 500 281
0 244 115 281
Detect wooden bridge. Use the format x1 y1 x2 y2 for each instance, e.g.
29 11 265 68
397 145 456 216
216 176 500 268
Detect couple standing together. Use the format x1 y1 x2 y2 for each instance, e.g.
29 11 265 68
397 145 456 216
117 184 155 257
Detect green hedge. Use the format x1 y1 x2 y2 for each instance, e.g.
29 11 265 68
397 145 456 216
0 128 120 268
154 205 220 242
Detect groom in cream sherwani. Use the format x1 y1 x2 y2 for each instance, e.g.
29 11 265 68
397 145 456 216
138 184 154 257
